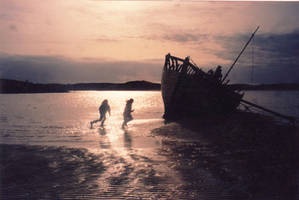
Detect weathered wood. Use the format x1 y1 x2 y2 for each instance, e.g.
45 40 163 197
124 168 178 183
161 54 243 119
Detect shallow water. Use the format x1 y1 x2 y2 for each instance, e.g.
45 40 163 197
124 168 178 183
242 90 299 120
0 91 164 148
1 90 298 147
1 90 298 199
0 91 186 199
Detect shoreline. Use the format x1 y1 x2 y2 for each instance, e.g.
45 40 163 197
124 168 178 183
1 78 299 94
1 111 298 199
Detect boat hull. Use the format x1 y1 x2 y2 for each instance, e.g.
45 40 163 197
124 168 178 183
161 54 243 119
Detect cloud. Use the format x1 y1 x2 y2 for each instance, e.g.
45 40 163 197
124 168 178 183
0 54 162 83
9 24 18 32
136 31 209 45
93 37 119 43
162 33 207 43
216 30 299 84
255 31 299 58
1 1 299 85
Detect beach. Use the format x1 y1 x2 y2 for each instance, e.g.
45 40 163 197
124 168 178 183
1 114 298 199
153 112 299 199
0 91 183 199
1 91 299 199
2 1 299 199
1 143 182 199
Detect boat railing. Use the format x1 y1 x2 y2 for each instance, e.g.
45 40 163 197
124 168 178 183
164 54 206 77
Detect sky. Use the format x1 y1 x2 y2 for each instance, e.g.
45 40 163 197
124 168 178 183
0 1 299 84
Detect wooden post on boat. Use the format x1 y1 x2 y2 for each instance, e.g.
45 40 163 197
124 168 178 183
222 26 260 83
240 99 295 123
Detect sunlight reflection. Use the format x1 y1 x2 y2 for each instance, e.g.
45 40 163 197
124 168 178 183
82 91 164 156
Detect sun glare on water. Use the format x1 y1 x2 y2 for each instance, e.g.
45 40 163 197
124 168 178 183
79 91 164 155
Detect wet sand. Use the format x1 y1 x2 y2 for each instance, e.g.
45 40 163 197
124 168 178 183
0 145 105 199
1 112 298 200
0 143 183 199
152 111 299 199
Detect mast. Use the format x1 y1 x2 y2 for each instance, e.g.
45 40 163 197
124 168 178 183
222 26 259 83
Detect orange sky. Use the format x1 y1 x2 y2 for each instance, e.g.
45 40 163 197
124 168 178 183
2 1 297 62
1 1 299 83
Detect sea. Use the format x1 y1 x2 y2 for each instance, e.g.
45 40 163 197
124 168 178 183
0 90 298 199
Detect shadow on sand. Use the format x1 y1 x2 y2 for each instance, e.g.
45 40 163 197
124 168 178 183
153 111 298 199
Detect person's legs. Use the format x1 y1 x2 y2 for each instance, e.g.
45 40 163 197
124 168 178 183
127 114 133 122
91 114 103 127
123 115 132 127
99 114 104 122
90 119 100 128
122 115 128 128
100 115 106 127
91 119 100 124
122 120 127 128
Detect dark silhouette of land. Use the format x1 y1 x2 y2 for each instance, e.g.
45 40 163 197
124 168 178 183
68 80 161 91
1 78 299 93
0 79 68 93
229 83 299 91
0 79 161 93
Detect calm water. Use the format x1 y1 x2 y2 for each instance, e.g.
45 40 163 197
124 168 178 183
1 90 298 147
0 91 184 199
0 91 164 149
242 90 299 120
0 90 298 199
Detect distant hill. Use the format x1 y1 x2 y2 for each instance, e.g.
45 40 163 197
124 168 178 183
0 79 68 93
229 83 299 91
68 80 161 91
0 79 161 93
1 78 298 94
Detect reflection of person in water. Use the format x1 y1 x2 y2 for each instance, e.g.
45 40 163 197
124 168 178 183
122 98 134 128
123 129 132 149
90 99 111 128
98 128 111 149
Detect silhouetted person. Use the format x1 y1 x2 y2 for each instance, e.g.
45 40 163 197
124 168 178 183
214 65 222 81
90 99 111 128
122 98 134 128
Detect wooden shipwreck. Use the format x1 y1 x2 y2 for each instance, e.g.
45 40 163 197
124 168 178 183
161 27 296 123
161 53 243 119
